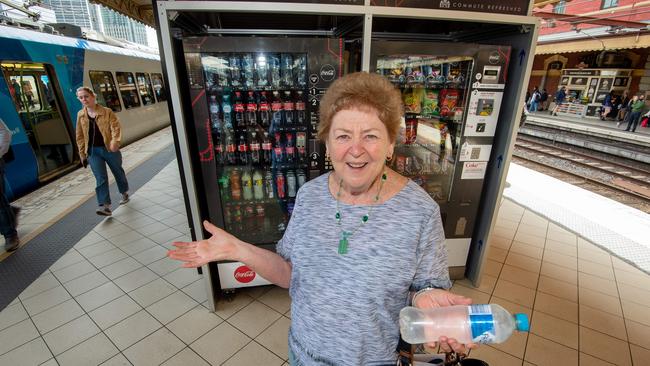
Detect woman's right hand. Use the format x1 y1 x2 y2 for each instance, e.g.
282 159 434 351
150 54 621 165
168 221 241 267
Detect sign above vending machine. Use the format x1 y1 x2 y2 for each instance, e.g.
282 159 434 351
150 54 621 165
369 0 529 16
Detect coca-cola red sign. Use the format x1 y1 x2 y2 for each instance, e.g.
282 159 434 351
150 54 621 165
234 266 256 283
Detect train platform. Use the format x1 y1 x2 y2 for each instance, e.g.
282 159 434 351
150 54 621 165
526 110 650 146
0 128 649 365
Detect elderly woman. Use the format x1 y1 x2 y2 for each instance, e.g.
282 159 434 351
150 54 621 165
75 87 130 216
169 72 473 365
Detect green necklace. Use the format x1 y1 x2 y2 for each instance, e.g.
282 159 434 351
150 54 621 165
335 171 387 255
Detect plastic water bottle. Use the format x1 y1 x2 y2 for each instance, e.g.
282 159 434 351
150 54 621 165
399 304 529 345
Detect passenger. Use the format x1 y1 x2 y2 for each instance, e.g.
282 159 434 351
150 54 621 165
551 86 566 116
75 87 130 216
540 88 548 111
528 86 540 112
624 93 646 133
11 79 23 109
0 118 21 252
600 91 613 121
617 90 630 126
168 72 476 365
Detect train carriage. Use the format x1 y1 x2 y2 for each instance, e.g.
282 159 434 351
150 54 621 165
0 25 169 200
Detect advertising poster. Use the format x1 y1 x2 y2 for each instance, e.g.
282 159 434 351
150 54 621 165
598 78 613 91
461 161 488 179
464 90 503 137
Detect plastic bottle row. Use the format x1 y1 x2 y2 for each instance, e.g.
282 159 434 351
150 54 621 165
209 90 308 132
215 130 308 167
203 53 307 90
376 58 468 86
218 167 307 203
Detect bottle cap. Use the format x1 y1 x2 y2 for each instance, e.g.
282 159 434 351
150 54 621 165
515 313 530 332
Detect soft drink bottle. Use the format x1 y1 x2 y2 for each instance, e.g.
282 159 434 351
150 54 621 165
283 91 295 125
249 131 261 165
275 170 286 199
230 169 242 200
285 132 295 164
273 132 284 165
258 91 271 128
233 91 245 129
295 90 306 124
209 95 221 132
218 171 230 201
241 169 253 201
229 55 242 87
262 131 273 166
237 133 249 165
222 93 233 130
252 169 264 200
215 133 225 165
264 169 274 199
246 91 258 126
256 53 269 87
242 53 255 88
243 204 255 231
255 203 266 230
286 170 297 198
296 132 307 164
281 53 294 88
296 169 306 188
271 91 283 130
399 304 529 345
295 55 307 88
269 54 281 89
225 133 237 165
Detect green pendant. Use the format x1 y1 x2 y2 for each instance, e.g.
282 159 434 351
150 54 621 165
338 231 350 254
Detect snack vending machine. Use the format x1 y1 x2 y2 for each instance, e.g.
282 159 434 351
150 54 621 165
180 37 343 289
371 42 512 276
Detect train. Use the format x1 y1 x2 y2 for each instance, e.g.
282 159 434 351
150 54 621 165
0 25 170 200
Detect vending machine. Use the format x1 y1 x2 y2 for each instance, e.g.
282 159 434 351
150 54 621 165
153 1 538 309
179 36 344 290
371 42 512 277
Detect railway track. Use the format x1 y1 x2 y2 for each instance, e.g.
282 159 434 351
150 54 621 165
513 137 650 206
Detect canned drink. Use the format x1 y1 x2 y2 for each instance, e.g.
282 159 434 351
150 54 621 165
276 171 286 199
405 117 418 144
395 155 406 174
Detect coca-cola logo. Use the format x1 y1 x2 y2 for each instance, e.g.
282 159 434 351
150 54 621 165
320 65 336 81
234 266 256 283
488 52 500 64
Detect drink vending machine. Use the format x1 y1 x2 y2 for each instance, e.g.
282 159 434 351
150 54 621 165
180 36 344 290
153 1 538 310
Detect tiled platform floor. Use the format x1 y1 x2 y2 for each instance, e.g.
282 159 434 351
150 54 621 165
1 141 649 365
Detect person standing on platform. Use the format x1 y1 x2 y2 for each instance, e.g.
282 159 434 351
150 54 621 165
75 87 130 216
617 90 630 125
551 87 566 116
624 94 646 133
540 89 548 111
168 72 476 365
528 87 540 112
600 91 613 121
0 118 20 252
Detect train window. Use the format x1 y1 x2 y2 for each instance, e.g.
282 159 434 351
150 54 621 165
151 73 167 102
116 72 141 109
4 74 42 112
89 71 122 112
136 73 155 105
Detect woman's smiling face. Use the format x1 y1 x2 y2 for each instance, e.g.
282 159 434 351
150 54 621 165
326 107 394 194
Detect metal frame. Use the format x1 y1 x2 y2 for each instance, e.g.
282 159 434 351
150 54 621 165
155 0 540 305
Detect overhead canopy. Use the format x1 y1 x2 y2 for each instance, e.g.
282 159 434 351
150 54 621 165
536 33 650 54
91 0 154 27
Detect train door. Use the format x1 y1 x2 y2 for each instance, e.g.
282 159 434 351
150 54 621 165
1 62 76 181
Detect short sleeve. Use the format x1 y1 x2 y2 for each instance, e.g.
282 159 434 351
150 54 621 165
275 188 305 262
410 205 452 291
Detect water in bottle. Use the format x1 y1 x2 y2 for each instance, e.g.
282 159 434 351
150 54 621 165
281 53 294 88
399 304 529 345
242 53 255 88
269 54 281 89
221 93 233 130
295 55 307 88
229 55 242 87
256 53 269 87
286 170 297 198
209 95 221 132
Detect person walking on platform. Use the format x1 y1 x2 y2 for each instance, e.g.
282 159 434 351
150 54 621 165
168 72 476 365
551 87 566 116
624 94 646 133
600 91 614 121
528 87 540 112
540 89 548 111
0 118 20 252
75 87 130 216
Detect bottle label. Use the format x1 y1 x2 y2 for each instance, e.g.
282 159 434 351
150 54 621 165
468 305 495 344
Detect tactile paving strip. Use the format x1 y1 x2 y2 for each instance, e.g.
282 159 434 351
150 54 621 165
0 145 177 311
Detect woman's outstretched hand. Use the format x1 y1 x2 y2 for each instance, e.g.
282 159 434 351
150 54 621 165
414 288 478 355
167 221 240 268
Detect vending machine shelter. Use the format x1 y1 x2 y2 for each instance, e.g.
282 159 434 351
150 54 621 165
153 0 538 310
